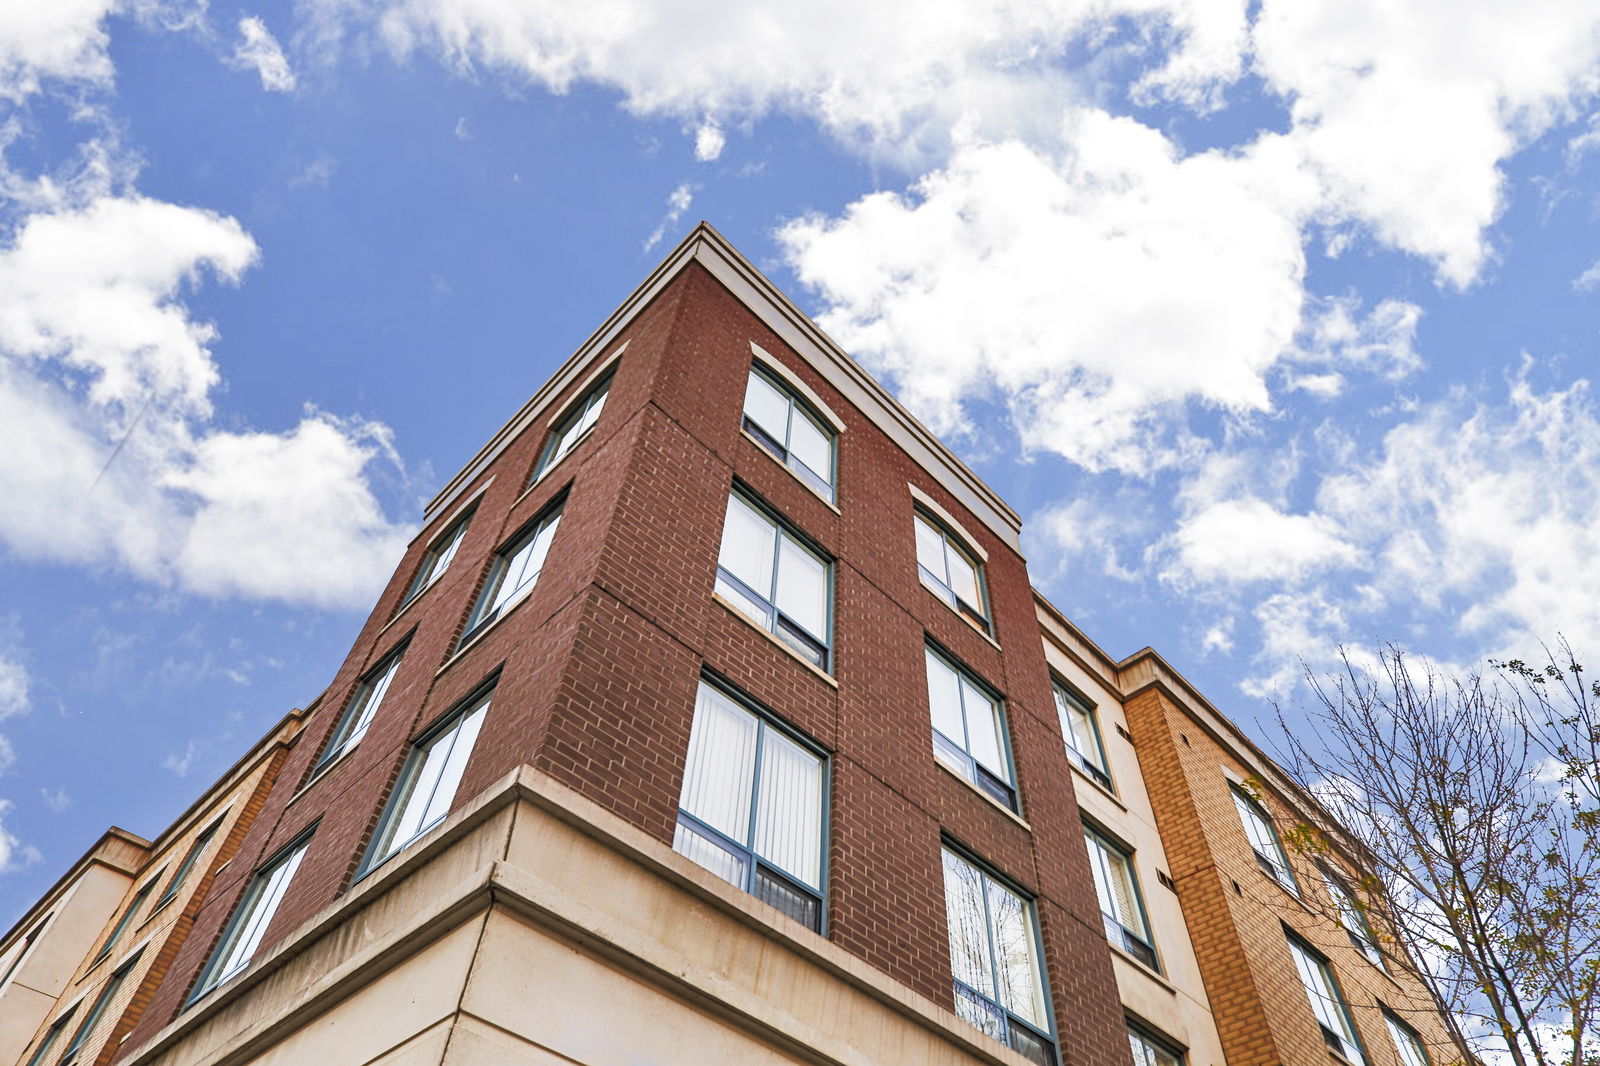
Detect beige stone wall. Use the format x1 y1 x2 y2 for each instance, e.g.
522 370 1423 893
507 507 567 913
121 767 1051 1066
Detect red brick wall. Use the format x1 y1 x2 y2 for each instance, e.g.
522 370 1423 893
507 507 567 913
122 261 1130 1066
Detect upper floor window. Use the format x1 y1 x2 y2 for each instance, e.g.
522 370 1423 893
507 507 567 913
1287 932 1367 1064
60 948 144 1066
1322 869 1385 970
673 680 826 931
1384 1010 1432 1066
915 512 989 630
741 367 835 501
1129 1024 1184 1066
715 491 831 670
24 1004 77 1066
533 373 611 481
926 648 1017 811
192 833 312 999
360 689 491 876
156 816 225 908
93 874 158 963
1231 783 1299 895
1054 684 1112 791
941 847 1055 1066
465 501 564 637
1084 827 1158 970
318 646 405 770
402 511 471 605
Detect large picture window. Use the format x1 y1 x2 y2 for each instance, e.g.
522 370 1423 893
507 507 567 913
465 502 564 636
926 648 1017 811
1084 827 1158 970
741 367 836 501
673 681 826 931
915 512 988 630
941 847 1055 1066
192 834 311 998
533 373 611 481
318 647 404 769
1231 783 1299 895
360 690 491 875
1288 932 1367 1064
714 492 832 670
1054 684 1112 791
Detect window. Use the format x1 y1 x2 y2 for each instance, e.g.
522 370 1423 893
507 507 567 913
60 948 144 1065
714 492 831 670
360 690 491 875
465 502 564 635
317 647 405 769
1084 827 1158 970
1055 684 1112 790
673 681 826 931
156 818 224 908
915 512 988 630
1385 1010 1432 1066
1323 869 1385 970
741 367 836 501
93 876 158 963
941 847 1055 1066
192 835 310 998
533 373 611 480
1129 1024 1184 1066
1288 932 1367 1064
1231 783 1299 895
926 648 1017 811
403 512 471 605
24 1005 78 1066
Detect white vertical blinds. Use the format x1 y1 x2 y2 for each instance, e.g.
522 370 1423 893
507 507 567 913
754 728 823 888
1085 832 1142 934
680 685 758 842
942 849 996 1000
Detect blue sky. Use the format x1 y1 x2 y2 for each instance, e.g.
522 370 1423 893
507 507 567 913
2 0 1599 917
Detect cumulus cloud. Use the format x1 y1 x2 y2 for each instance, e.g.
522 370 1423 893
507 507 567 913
0 622 29 722
0 195 413 608
0 799 40 873
0 0 118 101
231 15 296 92
1165 499 1358 587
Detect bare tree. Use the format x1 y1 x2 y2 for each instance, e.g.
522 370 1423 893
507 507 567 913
1272 644 1600 1066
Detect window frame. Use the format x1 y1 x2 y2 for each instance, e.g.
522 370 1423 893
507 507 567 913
1053 681 1113 791
1383 1008 1432 1066
1287 930 1368 1064
1083 824 1159 971
740 364 838 502
1230 782 1300 895
1128 1021 1186 1066
925 645 1019 812
401 508 473 607
531 371 613 483
189 829 314 1002
1322 867 1386 970
463 498 565 639
939 843 1058 1066
672 676 830 933
24 1004 79 1066
156 816 225 908
316 641 408 771
60 948 144 1065
357 682 495 879
713 488 834 672
92 874 159 963
914 509 991 632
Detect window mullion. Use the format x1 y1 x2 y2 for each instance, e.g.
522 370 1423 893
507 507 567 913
975 868 1006 1025
744 721 767 894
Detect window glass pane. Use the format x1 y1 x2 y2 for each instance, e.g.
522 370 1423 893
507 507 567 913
679 686 758 842
775 536 827 639
1130 1029 1182 1066
787 410 831 480
743 372 791 442
578 387 607 435
431 521 466 578
926 652 966 745
1056 689 1101 767
915 516 947 582
497 513 561 611
962 678 1007 778
672 820 748 887
1290 939 1365 1063
987 877 1046 1028
372 698 490 866
945 547 981 610
718 496 777 598
753 729 823 888
753 866 821 929
216 841 307 982
415 703 487 831
1387 1015 1430 1066
942 850 996 999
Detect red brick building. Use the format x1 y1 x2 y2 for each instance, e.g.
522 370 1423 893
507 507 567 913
3 224 1462 1066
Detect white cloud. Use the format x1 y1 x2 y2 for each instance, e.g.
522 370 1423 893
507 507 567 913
162 739 199 777
1574 259 1600 292
231 15 296 92
0 195 413 608
0 799 40 874
642 181 695 253
39 788 71 813
0 0 118 101
694 120 724 162
1164 498 1359 587
0 618 28 722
